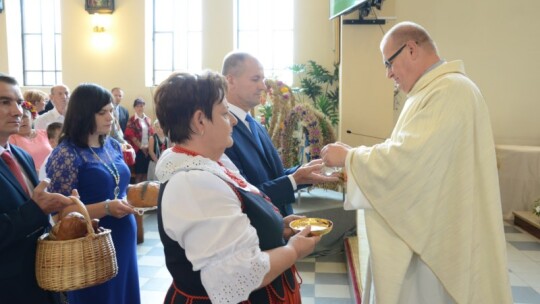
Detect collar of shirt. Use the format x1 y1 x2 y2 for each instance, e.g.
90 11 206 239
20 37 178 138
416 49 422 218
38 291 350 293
0 143 9 155
228 104 249 128
53 106 62 117
422 59 446 76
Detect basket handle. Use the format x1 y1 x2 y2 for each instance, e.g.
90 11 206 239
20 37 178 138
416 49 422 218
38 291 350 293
61 196 95 236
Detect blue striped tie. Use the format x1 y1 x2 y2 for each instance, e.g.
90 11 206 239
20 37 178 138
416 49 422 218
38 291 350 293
245 114 264 151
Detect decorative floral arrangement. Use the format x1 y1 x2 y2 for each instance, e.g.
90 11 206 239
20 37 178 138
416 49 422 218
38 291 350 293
21 101 38 119
261 79 296 145
533 198 540 217
278 103 336 168
261 78 343 190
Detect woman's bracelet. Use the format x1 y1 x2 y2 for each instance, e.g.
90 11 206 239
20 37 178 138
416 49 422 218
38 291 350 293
104 200 111 216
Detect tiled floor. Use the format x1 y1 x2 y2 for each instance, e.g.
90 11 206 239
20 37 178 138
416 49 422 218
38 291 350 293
137 212 353 303
137 212 540 304
504 223 540 304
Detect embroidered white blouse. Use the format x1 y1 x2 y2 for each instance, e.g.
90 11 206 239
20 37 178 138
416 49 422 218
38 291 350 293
155 149 271 304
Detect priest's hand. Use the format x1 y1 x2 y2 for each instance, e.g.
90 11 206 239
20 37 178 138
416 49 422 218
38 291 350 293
321 142 350 167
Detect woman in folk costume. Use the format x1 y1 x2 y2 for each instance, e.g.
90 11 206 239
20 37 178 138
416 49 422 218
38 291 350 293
124 98 154 183
154 71 320 304
322 21 512 304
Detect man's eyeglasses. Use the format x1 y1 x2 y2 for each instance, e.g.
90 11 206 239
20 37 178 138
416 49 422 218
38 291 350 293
384 44 407 70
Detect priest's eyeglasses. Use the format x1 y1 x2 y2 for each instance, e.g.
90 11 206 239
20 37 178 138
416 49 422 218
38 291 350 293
384 44 407 70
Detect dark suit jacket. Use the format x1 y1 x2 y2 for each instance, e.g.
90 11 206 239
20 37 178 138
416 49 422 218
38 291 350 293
38 100 54 115
225 115 298 216
117 105 129 132
0 145 59 303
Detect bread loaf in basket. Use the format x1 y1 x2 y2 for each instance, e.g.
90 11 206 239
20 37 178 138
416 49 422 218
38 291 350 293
35 197 118 291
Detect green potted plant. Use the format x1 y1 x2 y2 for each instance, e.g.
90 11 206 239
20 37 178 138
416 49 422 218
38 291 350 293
290 60 340 126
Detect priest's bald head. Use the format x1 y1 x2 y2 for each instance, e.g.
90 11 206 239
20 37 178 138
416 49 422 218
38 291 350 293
380 21 441 93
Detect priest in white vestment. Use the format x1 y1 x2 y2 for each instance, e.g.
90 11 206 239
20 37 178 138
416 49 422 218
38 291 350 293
322 21 512 304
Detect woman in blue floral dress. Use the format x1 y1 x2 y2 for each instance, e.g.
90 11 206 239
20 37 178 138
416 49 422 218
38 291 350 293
46 83 140 304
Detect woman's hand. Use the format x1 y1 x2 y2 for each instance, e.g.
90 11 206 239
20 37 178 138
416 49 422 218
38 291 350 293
107 199 136 218
261 225 321 287
286 226 321 260
282 214 306 240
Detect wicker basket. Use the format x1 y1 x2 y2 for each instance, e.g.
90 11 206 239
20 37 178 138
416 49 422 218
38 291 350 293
35 197 118 291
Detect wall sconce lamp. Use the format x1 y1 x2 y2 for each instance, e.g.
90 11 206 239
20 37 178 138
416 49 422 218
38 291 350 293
85 0 115 14
92 14 110 33
94 26 105 33
86 1 114 32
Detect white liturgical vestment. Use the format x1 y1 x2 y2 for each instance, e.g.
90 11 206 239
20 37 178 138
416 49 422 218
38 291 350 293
345 61 512 304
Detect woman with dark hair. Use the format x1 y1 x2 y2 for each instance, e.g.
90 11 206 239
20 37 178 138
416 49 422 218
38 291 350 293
154 71 320 304
46 83 141 304
124 98 154 183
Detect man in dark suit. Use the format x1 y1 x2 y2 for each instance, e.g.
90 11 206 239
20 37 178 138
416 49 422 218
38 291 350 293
38 98 54 115
222 52 338 216
0 75 75 303
112 87 130 132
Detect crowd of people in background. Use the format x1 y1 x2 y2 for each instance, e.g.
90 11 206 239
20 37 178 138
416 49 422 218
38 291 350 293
11 84 169 184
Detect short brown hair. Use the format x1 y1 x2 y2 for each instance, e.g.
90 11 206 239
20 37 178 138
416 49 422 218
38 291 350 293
133 98 145 107
154 71 227 144
46 122 63 140
222 51 257 76
23 90 48 106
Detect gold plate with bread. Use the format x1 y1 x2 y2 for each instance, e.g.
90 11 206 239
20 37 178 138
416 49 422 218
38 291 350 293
289 218 333 236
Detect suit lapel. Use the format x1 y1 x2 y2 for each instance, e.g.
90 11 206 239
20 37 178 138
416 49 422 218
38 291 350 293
11 146 38 186
0 159 21 191
251 122 275 159
235 120 264 153
0 149 33 198
255 124 283 176
232 113 273 168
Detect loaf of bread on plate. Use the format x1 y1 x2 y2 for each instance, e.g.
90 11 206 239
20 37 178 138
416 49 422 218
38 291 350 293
127 181 160 208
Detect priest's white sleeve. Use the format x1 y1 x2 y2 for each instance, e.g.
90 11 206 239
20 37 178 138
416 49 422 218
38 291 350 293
161 171 270 304
344 146 373 210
